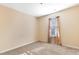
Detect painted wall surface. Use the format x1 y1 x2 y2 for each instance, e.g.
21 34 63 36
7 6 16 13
0 5 37 53
38 5 79 49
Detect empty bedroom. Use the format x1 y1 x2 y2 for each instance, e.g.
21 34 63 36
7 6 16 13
0 3 79 55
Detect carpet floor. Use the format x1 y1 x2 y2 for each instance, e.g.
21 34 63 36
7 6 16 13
1 42 79 55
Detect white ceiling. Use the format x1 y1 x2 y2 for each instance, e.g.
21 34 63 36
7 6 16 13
0 3 77 17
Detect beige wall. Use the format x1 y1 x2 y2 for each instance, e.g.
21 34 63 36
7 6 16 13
0 5 37 53
38 5 79 49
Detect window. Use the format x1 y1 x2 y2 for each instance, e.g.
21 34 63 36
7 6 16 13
50 16 58 37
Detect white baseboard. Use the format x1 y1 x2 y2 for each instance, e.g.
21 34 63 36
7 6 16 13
63 44 79 49
0 41 36 54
